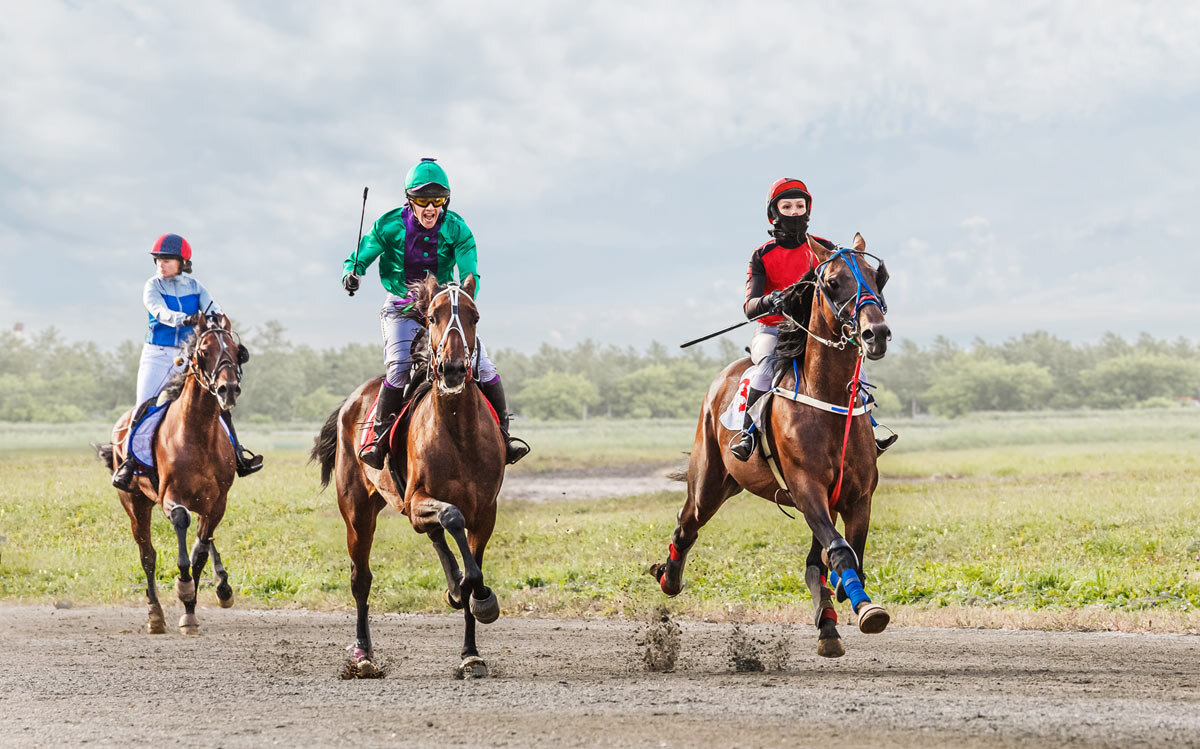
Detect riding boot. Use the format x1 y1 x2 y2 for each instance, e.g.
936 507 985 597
220 411 264 477
478 377 530 465
112 457 138 491
359 381 406 470
730 387 767 462
875 433 898 454
112 398 158 490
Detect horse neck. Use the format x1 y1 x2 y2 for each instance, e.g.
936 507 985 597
176 374 222 433
429 380 481 437
799 300 861 404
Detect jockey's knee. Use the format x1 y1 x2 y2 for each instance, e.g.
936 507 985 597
384 361 410 389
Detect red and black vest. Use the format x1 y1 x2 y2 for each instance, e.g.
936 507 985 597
743 236 825 326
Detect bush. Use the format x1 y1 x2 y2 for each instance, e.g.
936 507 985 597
925 356 1054 417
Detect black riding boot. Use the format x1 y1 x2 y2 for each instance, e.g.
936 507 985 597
478 377 530 465
730 387 767 462
359 381 406 470
875 433 898 454
221 411 264 477
112 398 157 490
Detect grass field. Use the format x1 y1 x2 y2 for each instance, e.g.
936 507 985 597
1 410 1198 631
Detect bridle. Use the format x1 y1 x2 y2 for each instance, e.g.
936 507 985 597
782 248 888 350
187 324 242 397
426 284 478 385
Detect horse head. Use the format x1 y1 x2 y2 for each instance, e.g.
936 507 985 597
188 313 247 410
809 233 891 360
418 275 480 394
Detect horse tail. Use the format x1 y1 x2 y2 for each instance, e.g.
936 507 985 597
667 451 690 482
310 400 345 491
93 442 115 470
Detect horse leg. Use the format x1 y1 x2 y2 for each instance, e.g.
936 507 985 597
168 504 198 634
209 539 234 608
428 527 464 609
411 495 493 676
804 537 844 657
339 484 384 675
839 496 889 635
650 426 740 596
123 495 165 634
790 482 887 636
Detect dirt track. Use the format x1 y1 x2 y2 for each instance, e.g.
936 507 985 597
2 605 1197 748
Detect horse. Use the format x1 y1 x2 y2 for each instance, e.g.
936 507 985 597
650 233 892 658
96 314 249 635
311 275 506 678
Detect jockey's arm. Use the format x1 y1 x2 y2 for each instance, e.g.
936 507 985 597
743 252 772 319
343 223 387 278
193 279 222 318
453 224 481 298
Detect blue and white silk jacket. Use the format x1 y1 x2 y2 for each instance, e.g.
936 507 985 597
142 275 222 347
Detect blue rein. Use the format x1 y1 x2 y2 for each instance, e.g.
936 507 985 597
814 248 887 321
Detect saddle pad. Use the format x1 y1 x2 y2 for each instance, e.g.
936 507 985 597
719 373 771 433
129 400 232 468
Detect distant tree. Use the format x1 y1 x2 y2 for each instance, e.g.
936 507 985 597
925 356 1054 417
514 371 600 420
1081 354 1200 408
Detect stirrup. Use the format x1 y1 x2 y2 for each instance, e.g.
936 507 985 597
729 431 756 462
112 460 138 491
504 435 531 465
235 448 264 477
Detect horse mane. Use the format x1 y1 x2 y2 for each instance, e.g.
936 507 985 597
772 269 817 382
160 330 202 400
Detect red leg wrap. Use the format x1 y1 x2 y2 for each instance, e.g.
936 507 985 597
668 543 681 562
820 608 838 624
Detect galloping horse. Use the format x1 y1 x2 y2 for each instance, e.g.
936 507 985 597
312 275 506 678
97 314 249 635
651 233 892 658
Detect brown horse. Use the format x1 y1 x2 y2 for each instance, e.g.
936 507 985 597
97 314 247 635
311 275 506 678
651 233 892 658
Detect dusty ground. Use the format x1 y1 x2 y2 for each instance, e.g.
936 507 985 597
2 605 1197 748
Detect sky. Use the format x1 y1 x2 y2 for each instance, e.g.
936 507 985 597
2 1 1199 354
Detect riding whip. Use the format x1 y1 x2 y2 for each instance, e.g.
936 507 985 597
679 313 769 349
349 186 368 296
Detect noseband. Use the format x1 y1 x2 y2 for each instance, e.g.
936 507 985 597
188 326 242 396
427 284 478 383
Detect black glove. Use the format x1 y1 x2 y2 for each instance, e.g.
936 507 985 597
765 290 787 314
343 274 360 296
181 313 203 327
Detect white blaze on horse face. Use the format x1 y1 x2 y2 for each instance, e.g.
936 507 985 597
777 198 807 216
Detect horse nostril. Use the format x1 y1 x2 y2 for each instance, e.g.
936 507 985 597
861 328 875 342
216 384 227 395
234 385 242 396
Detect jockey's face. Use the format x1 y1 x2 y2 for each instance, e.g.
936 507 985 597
776 197 807 217
410 199 443 230
155 257 181 277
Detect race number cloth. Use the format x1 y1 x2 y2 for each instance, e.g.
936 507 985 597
129 401 232 468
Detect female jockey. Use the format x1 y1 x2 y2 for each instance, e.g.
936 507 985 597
731 178 896 461
110 234 263 490
341 157 529 468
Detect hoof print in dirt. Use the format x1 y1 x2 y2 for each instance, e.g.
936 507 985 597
454 656 488 679
640 607 681 672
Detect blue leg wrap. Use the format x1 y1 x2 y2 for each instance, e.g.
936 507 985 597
838 568 871 610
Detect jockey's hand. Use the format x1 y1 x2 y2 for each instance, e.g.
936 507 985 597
765 290 787 314
181 313 203 327
343 274 360 296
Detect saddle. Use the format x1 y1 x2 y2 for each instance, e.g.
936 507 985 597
116 396 233 487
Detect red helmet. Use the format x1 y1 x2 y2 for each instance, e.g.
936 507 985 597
766 178 811 223
150 234 192 260
150 234 193 273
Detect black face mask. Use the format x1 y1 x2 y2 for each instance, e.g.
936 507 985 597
770 214 809 247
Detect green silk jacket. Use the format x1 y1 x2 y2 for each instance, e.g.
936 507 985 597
343 207 480 297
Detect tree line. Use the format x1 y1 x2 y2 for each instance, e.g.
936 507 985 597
1 324 1197 422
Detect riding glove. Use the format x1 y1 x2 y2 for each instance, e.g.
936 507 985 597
343 274 360 296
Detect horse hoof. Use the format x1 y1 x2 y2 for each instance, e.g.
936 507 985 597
855 602 890 634
469 588 500 624
147 604 166 634
650 564 681 596
216 583 234 608
816 636 845 658
175 577 196 603
354 658 382 679
456 656 488 679
444 589 464 610
178 613 199 635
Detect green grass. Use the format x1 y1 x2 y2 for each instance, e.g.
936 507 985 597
1 410 1198 628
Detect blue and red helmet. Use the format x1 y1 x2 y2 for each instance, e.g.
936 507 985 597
150 234 193 272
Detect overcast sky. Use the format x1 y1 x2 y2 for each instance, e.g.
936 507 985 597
2 1 1198 354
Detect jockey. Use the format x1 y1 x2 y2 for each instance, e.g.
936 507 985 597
731 178 897 461
111 234 263 490
342 157 529 469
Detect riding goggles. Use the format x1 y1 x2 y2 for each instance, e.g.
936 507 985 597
409 196 448 208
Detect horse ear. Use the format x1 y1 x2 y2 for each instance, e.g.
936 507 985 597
420 276 439 313
852 232 866 251
462 273 477 299
875 261 889 290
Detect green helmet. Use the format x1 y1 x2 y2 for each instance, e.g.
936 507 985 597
404 157 451 198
